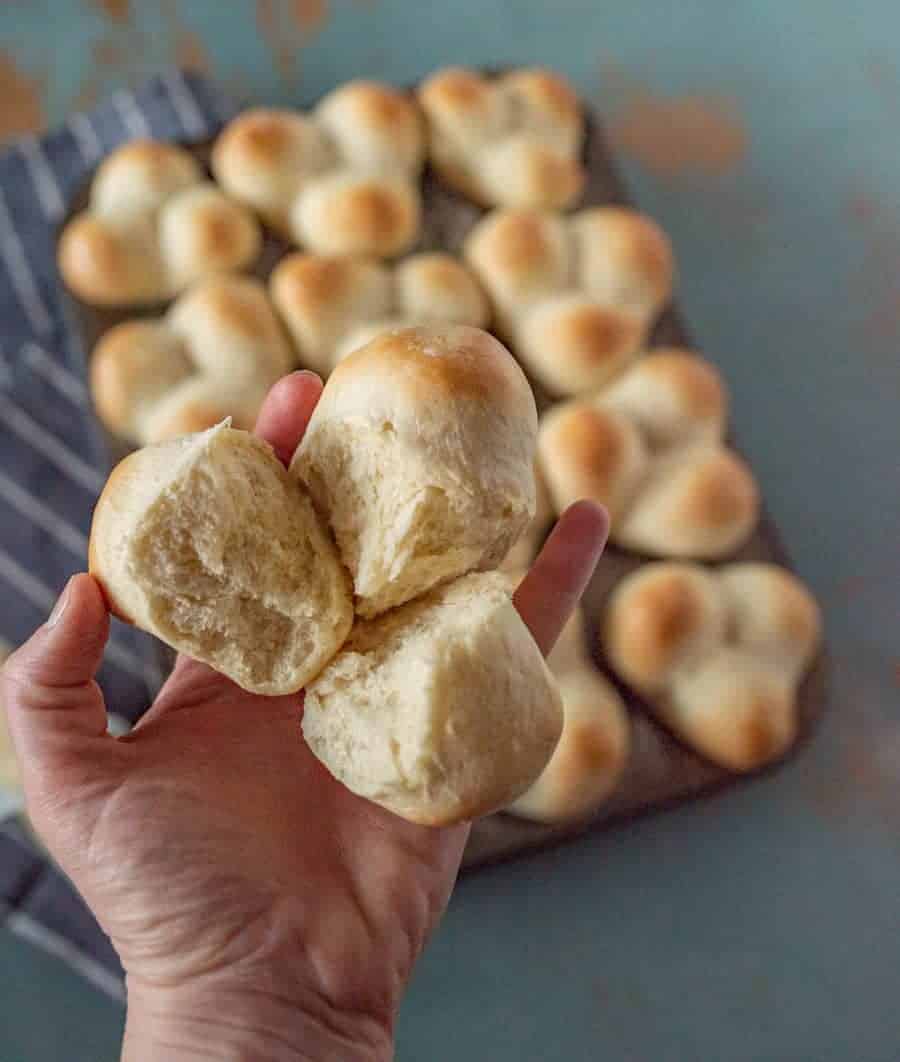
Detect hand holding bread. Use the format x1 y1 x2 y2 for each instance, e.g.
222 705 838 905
74 68 820 850
89 326 573 824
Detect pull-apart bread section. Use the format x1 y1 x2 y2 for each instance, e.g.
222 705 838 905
602 562 821 770
465 206 673 396
89 325 562 826
89 423 352 695
418 67 585 209
293 327 561 824
58 140 261 306
270 251 488 378
291 325 538 617
90 276 295 446
304 573 563 825
538 351 759 559
212 81 423 258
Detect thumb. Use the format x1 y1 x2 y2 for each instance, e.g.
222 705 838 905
2 574 113 780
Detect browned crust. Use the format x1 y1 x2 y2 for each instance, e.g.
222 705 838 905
331 324 529 407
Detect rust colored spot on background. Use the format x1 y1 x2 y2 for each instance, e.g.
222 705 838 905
0 52 45 140
73 76 103 112
601 64 747 177
93 0 129 20
255 0 278 37
292 0 328 31
93 36 127 70
176 29 212 74
255 0 297 84
843 178 900 347
611 93 746 176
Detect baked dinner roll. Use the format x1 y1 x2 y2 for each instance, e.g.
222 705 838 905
211 82 423 258
90 276 295 446
602 562 821 770
507 670 629 823
418 67 585 209
89 422 353 695
270 251 489 377
291 325 538 617
501 591 630 824
537 351 759 559
58 140 261 307
464 207 673 395
303 573 563 825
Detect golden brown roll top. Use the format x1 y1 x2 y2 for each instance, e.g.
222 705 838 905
537 351 759 559
501 590 631 824
418 66 585 209
269 251 488 377
58 140 261 306
464 206 674 396
291 325 538 617
602 562 821 770
90 276 295 445
211 82 424 258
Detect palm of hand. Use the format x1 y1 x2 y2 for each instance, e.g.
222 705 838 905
34 666 464 1025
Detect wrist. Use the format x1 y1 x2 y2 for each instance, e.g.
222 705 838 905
122 977 393 1062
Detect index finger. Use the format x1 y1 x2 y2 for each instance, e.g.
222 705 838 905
513 500 609 656
253 370 324 466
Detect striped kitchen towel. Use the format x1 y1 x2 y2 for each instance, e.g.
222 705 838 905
0 69 238 999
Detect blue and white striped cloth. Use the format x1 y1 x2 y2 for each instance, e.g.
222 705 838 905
0 70 237 999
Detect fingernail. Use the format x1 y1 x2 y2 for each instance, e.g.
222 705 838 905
291 369 320 381
46 579 72 629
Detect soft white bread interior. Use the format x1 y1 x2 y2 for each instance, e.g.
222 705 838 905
58 140 261 307
303 572 563 825
602 562 821 770
464 206 673 396
291 325 538 617
537 351 759 559
501 587 630 824
90 276 295 446
417 67 585 210
89 423 353 695
211 83 423 258
269 251 489 378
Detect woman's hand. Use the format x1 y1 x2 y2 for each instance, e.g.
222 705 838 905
1 372 608 1061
